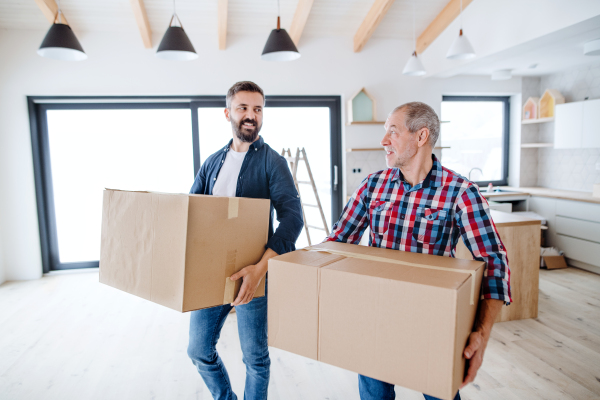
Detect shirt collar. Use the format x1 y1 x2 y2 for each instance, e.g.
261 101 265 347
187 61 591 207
223 136 264 152
390 154 443 189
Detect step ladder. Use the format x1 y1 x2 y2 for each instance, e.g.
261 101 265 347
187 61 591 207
281 147 330 246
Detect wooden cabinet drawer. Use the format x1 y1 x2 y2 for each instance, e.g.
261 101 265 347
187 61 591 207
555 216 600 243
555 199 600 223
556 234 600 267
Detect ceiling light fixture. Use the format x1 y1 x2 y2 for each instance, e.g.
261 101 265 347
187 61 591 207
156 0 198 61
446 0 475 60
491 69 512 80
584 39 600 56
261 0 300 61
402 0 426 76
37 0 87 61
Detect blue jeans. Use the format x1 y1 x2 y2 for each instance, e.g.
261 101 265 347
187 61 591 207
187 291 269 400
359 374 461 400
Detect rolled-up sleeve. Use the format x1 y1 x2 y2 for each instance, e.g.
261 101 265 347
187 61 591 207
327 178 369 244
266 155 304 255
455 184 512 304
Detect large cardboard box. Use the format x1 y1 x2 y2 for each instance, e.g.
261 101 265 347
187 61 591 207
100 189 270 312
268 241 485 400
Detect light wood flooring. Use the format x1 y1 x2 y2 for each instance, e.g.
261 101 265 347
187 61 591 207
0 267 599 400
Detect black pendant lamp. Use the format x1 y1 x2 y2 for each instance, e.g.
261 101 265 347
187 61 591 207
38 1 87 61
261 0 300 62
156 0 198 61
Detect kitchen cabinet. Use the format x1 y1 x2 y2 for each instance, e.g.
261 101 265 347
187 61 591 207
582 99 600 148
554 102 583 149
554 99 600 149
528 196 600 274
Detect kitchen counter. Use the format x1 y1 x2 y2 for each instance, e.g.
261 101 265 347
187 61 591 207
456 210 541 323
489 209 540 227
501 186 600 205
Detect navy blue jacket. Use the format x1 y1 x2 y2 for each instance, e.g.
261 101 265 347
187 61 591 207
190 136 304 255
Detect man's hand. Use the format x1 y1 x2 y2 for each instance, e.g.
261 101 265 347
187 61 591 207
460 299 503 388
229 248 278 306
461 330 487 388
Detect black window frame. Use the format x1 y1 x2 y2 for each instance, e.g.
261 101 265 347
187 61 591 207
441 95 510 187
28 95 343 273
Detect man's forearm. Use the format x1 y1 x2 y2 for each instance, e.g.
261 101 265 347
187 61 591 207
256 247 278 275
474 299 503 339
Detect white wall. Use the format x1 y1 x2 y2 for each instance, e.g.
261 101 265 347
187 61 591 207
0 29 521 281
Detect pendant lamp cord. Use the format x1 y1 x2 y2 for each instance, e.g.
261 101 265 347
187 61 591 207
412 0 416 54
459 0 463 30
57 0 62 24
277 0 280 17
170 0 182 28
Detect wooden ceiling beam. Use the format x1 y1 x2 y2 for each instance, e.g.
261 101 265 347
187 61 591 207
289 0 315 46
129 0 152 49
353 0 395 53
218 0 228 50
416 0 474 55
34 0 68 25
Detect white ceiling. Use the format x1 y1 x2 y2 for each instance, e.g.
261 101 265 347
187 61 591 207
0 0 449 40
449 15 600 78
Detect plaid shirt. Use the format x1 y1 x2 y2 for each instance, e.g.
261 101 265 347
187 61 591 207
328 155 511 304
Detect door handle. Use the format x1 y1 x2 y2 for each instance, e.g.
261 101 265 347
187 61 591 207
333 165 338 191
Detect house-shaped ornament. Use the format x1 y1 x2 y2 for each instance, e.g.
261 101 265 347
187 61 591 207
522 97 540 120
539 89 565 119
347 88 380 124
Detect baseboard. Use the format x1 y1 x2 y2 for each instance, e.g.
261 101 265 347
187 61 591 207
566 258 600 275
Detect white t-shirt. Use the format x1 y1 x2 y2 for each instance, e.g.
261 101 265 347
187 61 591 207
212 148 247 197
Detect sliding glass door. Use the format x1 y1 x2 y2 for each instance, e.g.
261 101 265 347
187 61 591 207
29 96 342 272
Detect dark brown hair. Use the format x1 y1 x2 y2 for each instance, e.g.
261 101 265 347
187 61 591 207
226 81 265 109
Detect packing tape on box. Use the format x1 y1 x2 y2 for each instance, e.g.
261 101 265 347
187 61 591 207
305 246 478 305
223 249 238 304
228 198 239 219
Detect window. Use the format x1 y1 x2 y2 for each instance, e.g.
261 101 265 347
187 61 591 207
29 96 342 272
441 96 510 185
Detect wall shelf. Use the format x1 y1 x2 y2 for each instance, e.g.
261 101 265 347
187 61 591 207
522 117 554 124
521 143 553 148
346 146 450 152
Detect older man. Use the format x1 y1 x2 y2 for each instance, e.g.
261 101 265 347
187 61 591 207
326 102 511 400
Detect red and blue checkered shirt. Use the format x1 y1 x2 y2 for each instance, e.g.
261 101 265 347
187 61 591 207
327 155 512 304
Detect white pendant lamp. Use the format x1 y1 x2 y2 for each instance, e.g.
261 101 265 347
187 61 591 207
156 0 198 61
261 0 300 61
446 0 475 60
37 0 87 61
403 0 426 76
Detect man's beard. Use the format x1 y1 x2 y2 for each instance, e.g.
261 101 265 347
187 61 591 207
231 116 262 143
389 144 418 168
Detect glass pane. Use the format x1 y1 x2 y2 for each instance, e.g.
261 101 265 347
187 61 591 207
47 108 194 263
441 101 504 182
197 107 332 249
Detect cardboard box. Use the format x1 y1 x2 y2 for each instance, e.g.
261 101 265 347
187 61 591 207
540 247 568 269
543 255 568 269
100 189 270 312
268 241 485 400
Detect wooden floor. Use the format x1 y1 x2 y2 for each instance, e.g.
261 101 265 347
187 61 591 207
0 267 599 400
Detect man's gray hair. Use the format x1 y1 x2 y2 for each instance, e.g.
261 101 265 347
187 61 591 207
390 102 440 148
226 81 264 109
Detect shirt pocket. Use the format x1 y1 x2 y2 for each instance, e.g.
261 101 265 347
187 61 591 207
369 201 395 236
411 207 452 245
